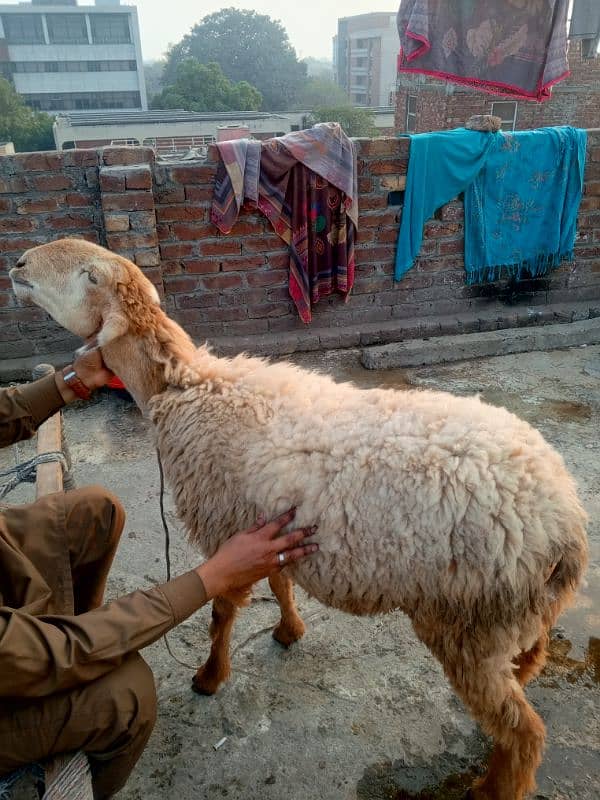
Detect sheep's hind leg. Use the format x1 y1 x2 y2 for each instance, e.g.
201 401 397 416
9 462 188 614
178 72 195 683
453 655 545 800
192 594 244 695
269 573 306 647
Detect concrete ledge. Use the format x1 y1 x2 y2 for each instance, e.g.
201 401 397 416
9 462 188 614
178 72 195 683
360 318 600 369
0 352 72 383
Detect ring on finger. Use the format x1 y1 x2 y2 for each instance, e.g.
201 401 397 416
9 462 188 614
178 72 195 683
278 552 286 565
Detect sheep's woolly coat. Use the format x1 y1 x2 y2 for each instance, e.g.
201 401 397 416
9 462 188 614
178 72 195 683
150 345 587 641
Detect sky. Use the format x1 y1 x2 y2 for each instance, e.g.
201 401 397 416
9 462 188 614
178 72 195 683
130 0 396 63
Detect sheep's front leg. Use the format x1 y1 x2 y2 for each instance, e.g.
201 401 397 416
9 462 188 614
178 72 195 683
192 594 243 695
269 572 306 647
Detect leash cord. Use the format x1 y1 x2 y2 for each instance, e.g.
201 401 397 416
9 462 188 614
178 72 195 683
157 448 199 670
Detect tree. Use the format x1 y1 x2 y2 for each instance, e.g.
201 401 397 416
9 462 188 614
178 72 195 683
310 106 376 138
295 78 347 110
0 78 54 152
302 57 334 81
164 8 307 111
143 60 166 100
152 59 262 112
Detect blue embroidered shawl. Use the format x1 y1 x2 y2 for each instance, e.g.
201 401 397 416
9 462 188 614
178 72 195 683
464 126 587 284
395 126 587 285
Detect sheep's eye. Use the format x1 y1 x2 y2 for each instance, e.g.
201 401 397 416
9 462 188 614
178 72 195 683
81 269 97 285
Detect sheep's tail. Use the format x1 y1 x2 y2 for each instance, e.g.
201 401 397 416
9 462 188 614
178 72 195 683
544 526 589 623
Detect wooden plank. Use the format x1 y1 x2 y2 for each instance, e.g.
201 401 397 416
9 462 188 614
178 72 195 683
36 412 63 499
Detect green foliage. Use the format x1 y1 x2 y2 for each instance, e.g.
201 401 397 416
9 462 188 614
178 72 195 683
164 8 307 111
0 78 54 152
295 78 347 111
302 57 334 81
309 105 377 138
151 59 262 112
143 60 166 100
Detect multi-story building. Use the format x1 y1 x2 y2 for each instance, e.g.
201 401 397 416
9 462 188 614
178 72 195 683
0 0 146 113
334 13 398 108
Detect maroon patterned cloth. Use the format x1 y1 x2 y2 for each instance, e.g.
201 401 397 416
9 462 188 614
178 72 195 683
397 0 570 101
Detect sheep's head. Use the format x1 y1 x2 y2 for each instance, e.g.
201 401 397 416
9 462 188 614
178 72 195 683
10 238 160 347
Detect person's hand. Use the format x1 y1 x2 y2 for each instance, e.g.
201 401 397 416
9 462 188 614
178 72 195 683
196 508 318 599
54 344 114 403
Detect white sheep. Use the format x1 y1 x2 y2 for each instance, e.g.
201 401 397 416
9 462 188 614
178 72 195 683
10 239 588 800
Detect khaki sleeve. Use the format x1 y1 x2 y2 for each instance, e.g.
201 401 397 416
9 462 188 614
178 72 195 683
0 375 65 448
0 570 207 698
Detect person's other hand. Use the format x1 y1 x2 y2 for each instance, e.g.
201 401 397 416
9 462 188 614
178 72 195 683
196 508 318 599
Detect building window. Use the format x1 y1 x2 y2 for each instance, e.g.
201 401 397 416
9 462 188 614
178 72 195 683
406 94 417 133
90 14 131 44
2 14 45 44
12 60 137 74
22 91 141 112
491 101 518 131
46 14 88 44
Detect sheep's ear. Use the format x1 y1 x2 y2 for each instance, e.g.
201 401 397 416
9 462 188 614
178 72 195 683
84 257 126 288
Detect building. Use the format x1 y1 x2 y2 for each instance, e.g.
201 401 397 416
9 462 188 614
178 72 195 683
52 110 309 152
52 108 397 152
0 0 146 113
396 40 600 134
334 13 398 108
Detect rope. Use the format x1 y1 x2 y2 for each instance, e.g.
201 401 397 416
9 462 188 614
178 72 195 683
0 452 68 500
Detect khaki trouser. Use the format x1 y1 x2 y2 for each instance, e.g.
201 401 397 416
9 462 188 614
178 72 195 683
0 487 157 799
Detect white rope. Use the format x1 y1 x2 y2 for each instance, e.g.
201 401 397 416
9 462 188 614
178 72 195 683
0 452 68 500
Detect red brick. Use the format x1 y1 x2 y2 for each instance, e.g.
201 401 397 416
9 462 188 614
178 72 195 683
104 213 130 232
201 273 243 290
199 239 241 256
100 172 125 192
358 177 374 193
368 159 408 175
246 269 288 287
107 231 158 250
161 260 183 275
20 152 63 171
241 235 283 253
265 253 290 269
184 186 213 202
439 239 464 255
66 192 92 207
170 165 217 184
171 222 214 240
359 139 403 157
155 205 206 222
160 242 194 259
220 255 266 271
164 275 204 292
424 222 461 238
156 223 170 240
0 236 45 253
586 181 600 197
16 198 60 214
129 210 156 230
63 149 99 168
0 218 37 233
135 250 161 267
359 194 388 211
46 213 94 230
359 210 398 228
0 198 12 212
126 169 152 190
175 292 221 309
102 147 154 166
228 218 264 236
198 306 247 322
102 192 154 212
375 228 399 244
0 177 26 194
155 185 185 204
181 259 220 274
248 302 289 318
31 174 74 191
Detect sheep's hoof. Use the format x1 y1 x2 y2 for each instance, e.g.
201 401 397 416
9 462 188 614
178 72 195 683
272 619 306 648
191 666 225 695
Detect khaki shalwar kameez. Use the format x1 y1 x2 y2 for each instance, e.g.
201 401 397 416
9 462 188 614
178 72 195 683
0 375 208 798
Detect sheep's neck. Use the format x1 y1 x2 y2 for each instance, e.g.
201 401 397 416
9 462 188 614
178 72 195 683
100 333 168 411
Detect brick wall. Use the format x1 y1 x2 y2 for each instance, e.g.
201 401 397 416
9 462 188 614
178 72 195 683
396 41 600 133
1 133 600 361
